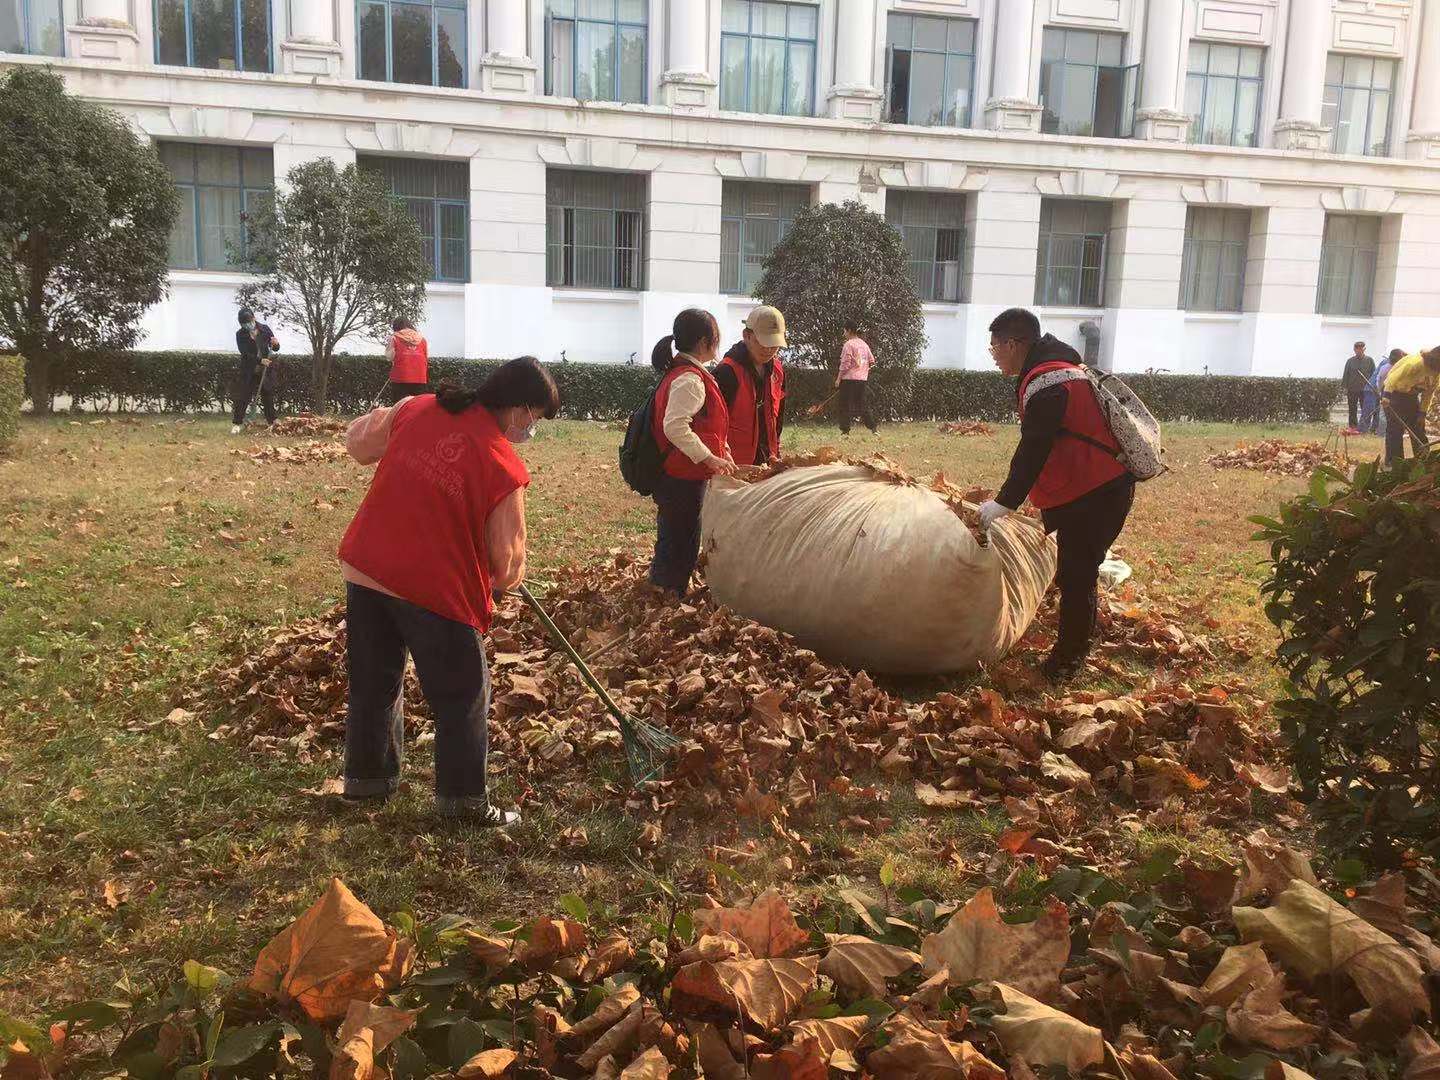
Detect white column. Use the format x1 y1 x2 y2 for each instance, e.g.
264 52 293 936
480 0 537 94
280 0 340 76
984 0 1042 132
1273 0 1332 150
826 0 882 121
1406 0 1440 160
661 0 716 109
66 0 140 63
1134 0 1189 142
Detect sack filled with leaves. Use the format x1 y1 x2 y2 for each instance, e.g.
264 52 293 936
701 457 1057 674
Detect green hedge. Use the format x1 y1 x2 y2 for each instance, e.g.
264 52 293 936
0 354 22 451
30 350 1340 424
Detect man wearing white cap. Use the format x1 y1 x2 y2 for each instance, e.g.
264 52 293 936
714 306 788 467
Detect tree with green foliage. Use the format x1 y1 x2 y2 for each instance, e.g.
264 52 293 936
235 159 428 414
754 200 927 399
0 66 179 415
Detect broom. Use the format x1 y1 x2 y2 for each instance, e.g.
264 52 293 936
805 390 838 418
518 584 682 786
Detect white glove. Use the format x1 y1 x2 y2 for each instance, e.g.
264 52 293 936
978 500 1012 532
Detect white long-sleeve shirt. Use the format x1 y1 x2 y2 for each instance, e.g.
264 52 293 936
661 355 715 465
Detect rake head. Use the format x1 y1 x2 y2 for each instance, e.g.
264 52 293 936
620 715 684 787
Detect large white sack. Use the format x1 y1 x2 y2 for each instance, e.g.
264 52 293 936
701 463 1057 675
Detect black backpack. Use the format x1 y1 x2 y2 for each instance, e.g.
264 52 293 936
618 384 667 496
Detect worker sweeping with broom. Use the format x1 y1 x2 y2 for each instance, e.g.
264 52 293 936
336 358 559 825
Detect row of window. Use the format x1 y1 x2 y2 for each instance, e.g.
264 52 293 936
156 141 1385 318
3 1 1403 157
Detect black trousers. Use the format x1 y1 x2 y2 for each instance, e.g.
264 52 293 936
233 362 276 425
1347 391 1363 429
649 473 707 596
838 379 878 434
1041 479 1136 664
344 582 491 804
1384 391 1428 464
387 381 428 405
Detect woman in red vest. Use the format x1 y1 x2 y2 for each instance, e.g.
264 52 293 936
338 358 559 825
649 308 736 595
386 318 429 404
978 308 1134 683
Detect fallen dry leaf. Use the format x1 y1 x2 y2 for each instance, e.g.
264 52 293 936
671 956 819 1031
1225 973 1321 1051
456 1048 517 1079
618 1046 671 1079
988 983 1104 1073
749 1036 828 1080
1233 829 1318 902
1197 942 1273 1008
575 1004 643 1071
693 889 809 959
919 888 1069 999
817 934 920 1000
248 878 410 1021
329 1002 417 1080
568 986 641 1044
691 1023 747 1080
519 916 587 966
867 1012 1003 1079
787 1015 871 1058
1401 1026 1440 1080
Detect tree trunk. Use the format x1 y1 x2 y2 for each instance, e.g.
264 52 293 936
312 346 331 415
25 351 52 416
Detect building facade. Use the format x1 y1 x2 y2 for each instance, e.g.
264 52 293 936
5 0 1440 376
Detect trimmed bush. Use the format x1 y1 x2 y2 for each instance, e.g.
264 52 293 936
32 350 1339 424
0 354 21 451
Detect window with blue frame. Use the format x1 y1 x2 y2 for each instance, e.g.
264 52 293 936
886 13 976 127
358 0 465 88
546 0 647 104
1039 27 1136 138
155 0 272 72
1 0 65 56
720 0 817 117
886 191 966 303
721 181 809 295
1185 41 1263 147
546 169 646 290
159 142 274 270
358 156 470 283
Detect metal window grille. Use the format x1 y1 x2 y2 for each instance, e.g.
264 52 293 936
884 13 975 127
719 0 818 118
1034 198 1110 308
1184 41 1263 147
720 181 809 295
545 0 648 103
1322 54 1396 157
885 191 966 303
1316 214 1380 317
545 169 647 290
1038 27 1137 138
158 142 274 271
356 0 466 88
1179 208 1249 312
358 156 470 283
2 0 65 55
154 0 272 72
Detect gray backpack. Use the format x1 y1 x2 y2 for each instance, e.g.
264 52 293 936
1022 365 1165 481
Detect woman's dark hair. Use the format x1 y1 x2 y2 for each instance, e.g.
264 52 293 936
651 308 719 372
435 356 560 418
842 315 861 334
392 318 415 332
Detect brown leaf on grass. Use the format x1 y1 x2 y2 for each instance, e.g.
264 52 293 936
693 889 809 959
1181 860 1239 916
671 957 819 1031
1265 1064 1318 1080
1350 874 1440 975
788 1015 871 1058
914 782 980 809
2 1040 50 1080
817 934 921 999
328 1002 417 1080
556 933 635 983
592 1056 621 1080
533 1004 570 1071
919 889 1069 1000
1235 761 1291 794
1225 973 1321 1051
619 1046 672 1079
464 933 516 976
101 881 126 910
457 1048 517 1079
1197 942 1273 1008
568 986 642 1043
248 878 411 1021
690 1023 746 1080
750 1037 828 1080
988 983 1104 1073
1233 829 1317 902
519 916 587 966
575 1005 644 1071
1117 1050 1182 1080
867 1013 1003 1079
673 932 752 966
1234 879 1429 1023
1038 751 1091 790
1401 1026 1440 1080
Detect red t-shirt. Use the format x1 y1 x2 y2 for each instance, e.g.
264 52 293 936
339 397 529 630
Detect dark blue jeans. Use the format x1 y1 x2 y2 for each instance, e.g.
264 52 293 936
344 582 490 804
649 473 707 595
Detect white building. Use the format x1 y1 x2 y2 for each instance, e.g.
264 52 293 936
5 0 1440 376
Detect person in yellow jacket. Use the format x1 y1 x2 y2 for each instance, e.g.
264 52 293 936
1383 347 1440 463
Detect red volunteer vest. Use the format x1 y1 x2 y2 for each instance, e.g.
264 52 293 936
338 397 529 630
653 362 729 481
719 354 784 466
1018 361 1128 510
389 335 429 384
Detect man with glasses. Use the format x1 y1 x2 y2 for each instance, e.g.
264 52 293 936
713 306 788 467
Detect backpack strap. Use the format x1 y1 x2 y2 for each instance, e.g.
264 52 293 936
1020 363 1124 461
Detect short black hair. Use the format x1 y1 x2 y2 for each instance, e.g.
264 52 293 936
1354 341 1366 350
842 315 861 333
988 308 1041 343
1389 348 1406 362
238 307 254 324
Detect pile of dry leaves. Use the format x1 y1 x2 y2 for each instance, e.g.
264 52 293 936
937 421 994 437
1206 440 1344 477
231 415 350 464
270 414 349 438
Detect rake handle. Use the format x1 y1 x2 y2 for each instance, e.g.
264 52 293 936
517 584 632 729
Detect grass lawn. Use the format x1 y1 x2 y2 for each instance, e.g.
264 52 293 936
0 415 1375 1013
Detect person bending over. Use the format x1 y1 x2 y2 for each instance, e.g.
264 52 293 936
386 319 429 404
1383 346 1440 463
232 307 280 434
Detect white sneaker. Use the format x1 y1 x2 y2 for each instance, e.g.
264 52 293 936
230 424 243 435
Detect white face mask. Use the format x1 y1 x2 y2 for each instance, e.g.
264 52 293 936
505 410 538 444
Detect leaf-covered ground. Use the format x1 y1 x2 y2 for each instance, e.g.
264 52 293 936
3 415 1432 1077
